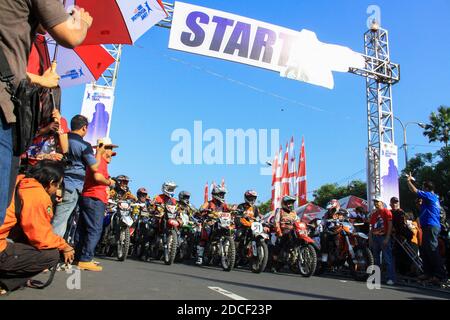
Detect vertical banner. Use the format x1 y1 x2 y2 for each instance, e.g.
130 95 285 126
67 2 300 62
80 84 115 146
380 143 400 206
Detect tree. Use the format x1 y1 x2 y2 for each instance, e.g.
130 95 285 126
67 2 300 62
313 180 367 208
423 106 450 148
257 199 272 215
399 146 449 213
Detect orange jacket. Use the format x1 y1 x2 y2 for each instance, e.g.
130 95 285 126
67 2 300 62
0 176 68 253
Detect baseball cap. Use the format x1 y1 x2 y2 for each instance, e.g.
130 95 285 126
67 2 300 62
94 137 118 156
373 196 383 203
390 197 399 203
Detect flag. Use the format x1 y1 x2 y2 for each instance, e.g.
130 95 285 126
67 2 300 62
297 137 307 206
221 178 225 188
273 146 283 210
281 143 290 198
288 137 297 197
204 182 209 203
271 150 279 211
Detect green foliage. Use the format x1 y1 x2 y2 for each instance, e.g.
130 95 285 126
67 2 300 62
423 106 450 147
312 180 367 208
257 199 272 215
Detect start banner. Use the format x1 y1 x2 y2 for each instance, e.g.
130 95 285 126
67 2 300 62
168 1 364 89
80 84 115 146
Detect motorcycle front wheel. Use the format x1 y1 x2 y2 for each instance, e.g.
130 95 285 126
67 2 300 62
164 229 178 265
250 239 269 274
220 236 236 272
117 227 131 262
349 246 374 281
296 244 318 277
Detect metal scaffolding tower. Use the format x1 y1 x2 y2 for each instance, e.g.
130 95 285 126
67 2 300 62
349 21 400 210
94 44 123 91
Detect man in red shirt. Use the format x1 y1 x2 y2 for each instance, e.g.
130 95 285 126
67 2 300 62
75 138 117 272
369 196 396 285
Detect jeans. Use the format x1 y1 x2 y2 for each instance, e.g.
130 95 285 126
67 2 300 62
52 189 79 237
75 196 105 262
0 115 14 227
372 235 396 282
421 226 447 280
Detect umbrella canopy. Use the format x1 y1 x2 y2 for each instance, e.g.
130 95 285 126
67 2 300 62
70 0 168 45
338 196 368 213
46 38 115 88
296 203 326 223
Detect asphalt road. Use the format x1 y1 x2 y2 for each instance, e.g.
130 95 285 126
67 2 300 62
3 256 450 300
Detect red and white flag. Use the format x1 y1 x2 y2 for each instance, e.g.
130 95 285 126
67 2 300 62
281 143 290 198
273 146 283 210
297 137 308 206
204 182 209 203
221 178 225 188
288 137 297 197
271 150 279 211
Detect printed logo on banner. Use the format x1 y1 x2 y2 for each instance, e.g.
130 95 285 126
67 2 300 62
131 1 153 22
87 91 113 102
61 67 85 80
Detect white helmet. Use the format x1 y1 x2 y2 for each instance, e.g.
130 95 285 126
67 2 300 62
212 186 227 204
162 181 177 197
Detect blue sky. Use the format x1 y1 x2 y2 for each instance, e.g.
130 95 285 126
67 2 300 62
61 0 450 208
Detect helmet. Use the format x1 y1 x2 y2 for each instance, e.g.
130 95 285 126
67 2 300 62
326 199 340 211
116 175 130 192
211 186 227 204
137 187 148 199
178 191 191 206
162 181 177 197
244 190 258 206
281 196 296 212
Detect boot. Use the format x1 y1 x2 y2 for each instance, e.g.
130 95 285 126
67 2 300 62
196 245 204 265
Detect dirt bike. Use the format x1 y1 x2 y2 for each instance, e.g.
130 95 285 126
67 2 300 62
202 210 236 272
319 218 374 281
234 216 270 273
149 203 180 265
275 220 318 277
176 212 198 262
97 199 134 261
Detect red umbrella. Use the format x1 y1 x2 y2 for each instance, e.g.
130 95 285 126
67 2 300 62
296 203 326 223
338 196 368 212
69 0 168 45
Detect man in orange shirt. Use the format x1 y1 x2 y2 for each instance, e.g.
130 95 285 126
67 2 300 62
0 160 74 294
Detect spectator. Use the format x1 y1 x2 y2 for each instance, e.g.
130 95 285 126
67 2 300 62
52 115 101 237
75 138 117 272
0 0 93 227
407 176 447 285
0 160 74 295
390 197 413 276
22 108 69 168
369 196 395 285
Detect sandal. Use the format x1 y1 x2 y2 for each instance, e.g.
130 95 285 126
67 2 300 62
26 279 45 289
0 289 7 296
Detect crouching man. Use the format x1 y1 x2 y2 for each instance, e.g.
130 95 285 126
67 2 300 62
0 160 74 295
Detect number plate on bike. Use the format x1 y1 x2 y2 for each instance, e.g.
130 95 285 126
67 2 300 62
251 222 263 234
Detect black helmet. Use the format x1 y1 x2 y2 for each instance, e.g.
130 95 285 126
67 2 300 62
116 175 130 192
162 181 177 197
137 187 148 199
244 190 258 206
281 196 296 212
178 191 191 205
212 186 227 204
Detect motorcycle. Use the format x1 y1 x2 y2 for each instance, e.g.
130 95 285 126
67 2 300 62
176 212 198 262
319 218 374 281
131 203 155 261
235 216 270 273
97 199 134 261
149 203 180 265
202 210 236 272
275 221 318 277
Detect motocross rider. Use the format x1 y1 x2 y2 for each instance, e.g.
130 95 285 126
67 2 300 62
270 196 299 272
109 175 138 202
176 191 197 226
320 199 349 266
235 190 260 249
132 187 152 256
196 185 231 265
